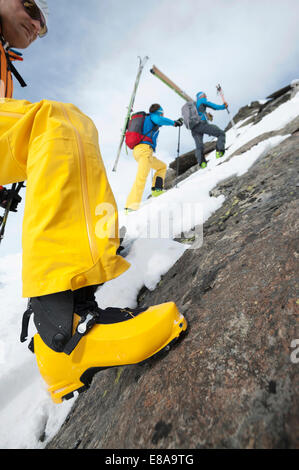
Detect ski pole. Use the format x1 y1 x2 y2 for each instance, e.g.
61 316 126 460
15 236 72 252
175 126 181 188
112 56 149 172
0 181 24 245
216 84 237 135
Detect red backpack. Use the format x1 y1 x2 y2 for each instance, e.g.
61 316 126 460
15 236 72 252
125 112 157 149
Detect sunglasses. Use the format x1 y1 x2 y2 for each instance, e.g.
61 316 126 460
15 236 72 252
21 0 48 38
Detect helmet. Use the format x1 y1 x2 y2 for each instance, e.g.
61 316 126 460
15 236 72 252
196 91 207 100
34 0 49 37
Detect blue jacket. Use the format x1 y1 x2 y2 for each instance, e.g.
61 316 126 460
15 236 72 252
196 92 226 122
141 109 175 150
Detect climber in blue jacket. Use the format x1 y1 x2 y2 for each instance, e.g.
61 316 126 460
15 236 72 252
125 104 183 211
192 91 227 168
141 106 176 150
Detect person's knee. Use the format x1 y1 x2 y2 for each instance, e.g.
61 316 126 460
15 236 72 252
151 156 166 171
220 129 226 143
38 100 98 146
40 100 91 125
159 161 167 172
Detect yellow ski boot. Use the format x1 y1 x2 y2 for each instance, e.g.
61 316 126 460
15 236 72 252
21 288 187 404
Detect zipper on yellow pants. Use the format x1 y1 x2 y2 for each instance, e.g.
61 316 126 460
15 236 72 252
60 104 98 264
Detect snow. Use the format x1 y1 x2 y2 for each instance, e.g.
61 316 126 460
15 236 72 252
0 88 298 449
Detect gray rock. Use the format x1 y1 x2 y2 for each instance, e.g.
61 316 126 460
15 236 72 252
46 87 299 450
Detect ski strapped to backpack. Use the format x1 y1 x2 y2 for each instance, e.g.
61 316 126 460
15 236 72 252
112 56 149 172
150 65 192 102
149 66 201 130
125 111 159 149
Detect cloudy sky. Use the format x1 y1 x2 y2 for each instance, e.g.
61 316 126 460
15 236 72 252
2 0 299 254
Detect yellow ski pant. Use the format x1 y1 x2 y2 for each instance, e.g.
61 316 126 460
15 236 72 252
0 98 130 298
125 144 167 210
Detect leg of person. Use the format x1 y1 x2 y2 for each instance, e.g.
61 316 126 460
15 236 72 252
191 126 206 167
0 98 130 297
199 121 226 158
32 295 187 403
125 144 152 211
150 154 167 196
1 97 131 351
0 99 187 403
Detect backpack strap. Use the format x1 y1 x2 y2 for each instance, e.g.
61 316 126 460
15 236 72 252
0 35 27 88
141 126 159 144
6 53 27 88
141 118 159 145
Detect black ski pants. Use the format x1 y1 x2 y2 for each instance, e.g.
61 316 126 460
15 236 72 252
191 121 226 164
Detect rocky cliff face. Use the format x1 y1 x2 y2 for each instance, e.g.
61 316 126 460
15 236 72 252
47 83 299 449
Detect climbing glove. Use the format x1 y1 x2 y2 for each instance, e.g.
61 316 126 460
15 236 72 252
174 118 184 127
0 186 22 212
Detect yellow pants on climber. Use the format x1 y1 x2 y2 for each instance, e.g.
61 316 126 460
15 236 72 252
0 98 129 298
125 143 167 211
1 98 187 404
